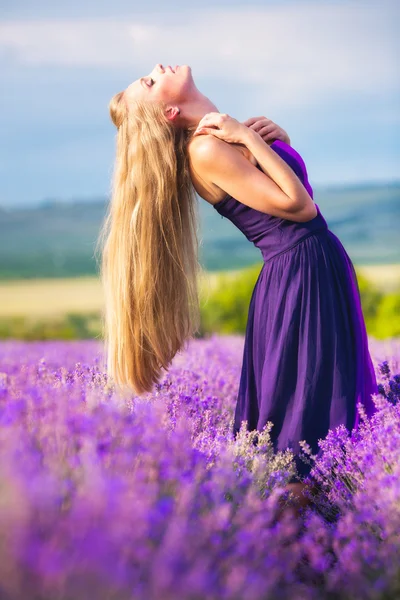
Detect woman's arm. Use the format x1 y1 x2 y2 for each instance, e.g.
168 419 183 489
270 140 314 199
189 132 316 222
241 129 314 218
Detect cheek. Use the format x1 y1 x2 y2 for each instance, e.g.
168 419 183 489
158 80 181 103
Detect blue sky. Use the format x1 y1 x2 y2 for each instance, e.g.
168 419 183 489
0 0 399 208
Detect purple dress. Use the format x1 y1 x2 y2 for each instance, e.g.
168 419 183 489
213 140 378 478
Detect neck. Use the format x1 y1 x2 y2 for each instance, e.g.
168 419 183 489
179 93 219 131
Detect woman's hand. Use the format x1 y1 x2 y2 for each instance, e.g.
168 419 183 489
193 112 249 145
242 116 291 145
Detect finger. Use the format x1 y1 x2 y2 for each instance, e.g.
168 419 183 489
201 111 223 121
195 115 224 135
193 127 220 137
249 119 273 133
258 124 277 137
193 126 215 135
197 113 211 125
243 116 265 126
196 113 219 129
244 117 272 129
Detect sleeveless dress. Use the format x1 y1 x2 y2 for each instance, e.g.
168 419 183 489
213 140 378 478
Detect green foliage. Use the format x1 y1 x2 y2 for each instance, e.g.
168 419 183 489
368 292 400 339
0 313 101 341
354 272 383 322
354 271 400 339
199 264 400 340
200 263 262 335
0 265 399 340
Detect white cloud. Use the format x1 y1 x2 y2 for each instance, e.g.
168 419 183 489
0 1 398 108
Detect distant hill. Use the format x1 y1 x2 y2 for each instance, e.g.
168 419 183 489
0 181 399 280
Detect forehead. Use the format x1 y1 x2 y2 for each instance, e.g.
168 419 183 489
125 79 145 102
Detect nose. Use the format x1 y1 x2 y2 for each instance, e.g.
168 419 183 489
156 63 164 73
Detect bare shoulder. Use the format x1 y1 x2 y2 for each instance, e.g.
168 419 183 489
188 134 255 169
187 134 308 219
187 135 256 206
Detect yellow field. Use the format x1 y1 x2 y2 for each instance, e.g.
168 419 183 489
0 264 399 318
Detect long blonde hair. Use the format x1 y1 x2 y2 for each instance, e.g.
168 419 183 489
95 91 204 396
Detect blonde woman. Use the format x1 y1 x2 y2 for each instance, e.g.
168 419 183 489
98 63 378 489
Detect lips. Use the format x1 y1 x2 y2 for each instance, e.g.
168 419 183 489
166 65 175 73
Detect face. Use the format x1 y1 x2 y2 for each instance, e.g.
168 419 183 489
125 64 195 109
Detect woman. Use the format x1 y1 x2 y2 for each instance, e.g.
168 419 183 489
97 63 378 486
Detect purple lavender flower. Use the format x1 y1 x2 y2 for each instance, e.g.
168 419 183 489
0 335 398 599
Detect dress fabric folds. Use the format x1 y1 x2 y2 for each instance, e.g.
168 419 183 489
213 140 378 477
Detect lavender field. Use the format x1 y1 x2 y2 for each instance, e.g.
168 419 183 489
0 334 399 600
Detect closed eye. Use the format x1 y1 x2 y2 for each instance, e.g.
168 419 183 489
147 78 155 86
